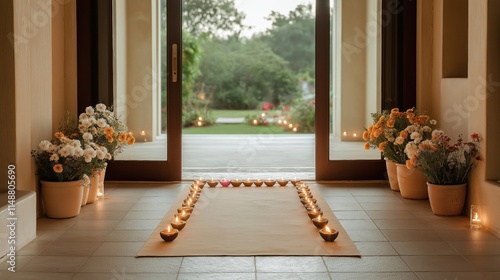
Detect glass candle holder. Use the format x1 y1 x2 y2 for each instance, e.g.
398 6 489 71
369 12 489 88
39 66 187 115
470 205 482 229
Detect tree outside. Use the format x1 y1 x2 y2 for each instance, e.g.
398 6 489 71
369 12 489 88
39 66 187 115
161 0 315 134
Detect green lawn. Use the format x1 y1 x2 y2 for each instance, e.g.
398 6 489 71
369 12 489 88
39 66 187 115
182 123 293 134
211 110 264 118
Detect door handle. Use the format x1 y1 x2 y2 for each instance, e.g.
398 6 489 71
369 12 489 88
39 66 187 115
172 43 178 82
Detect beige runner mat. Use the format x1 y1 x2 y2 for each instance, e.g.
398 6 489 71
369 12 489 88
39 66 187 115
136 184 360 256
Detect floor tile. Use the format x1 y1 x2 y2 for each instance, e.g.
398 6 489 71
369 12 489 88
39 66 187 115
79 256 182 273
21 256 89 272
330 272 418 280
178 272 255 280
131 203 171 211
91 242 144 256
448 240 500 255
17 239 55 256
114 219 161 230
391 241 459 255
484 272 500 279
78 210 128 220
373 219 426 230
67 220 120 231
180 257 255 273
332 211 370 220
381 229 443 242
55 230 111 242
255 256 327 273
359 201 409 211
39 240 102 256
465 256 500 271
343 229 388 241
257 272 330 280
415 272 487 280
105 230 153 242
437 229 500 241
339 220 378 230
324 256 410 272
402 256 478 271
354 242 398 255
123 210 169 220
72 272 177 280
366 210 416 220
2 272 73 280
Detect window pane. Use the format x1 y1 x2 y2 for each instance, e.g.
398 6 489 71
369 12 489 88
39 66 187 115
113 0 167 161
329 0 381 160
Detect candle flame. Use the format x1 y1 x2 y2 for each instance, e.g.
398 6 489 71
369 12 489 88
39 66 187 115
175 216 179 222
324 226 331 233
182 210 186 215
474 213 479 220
167 225 172 231
317 215 322 220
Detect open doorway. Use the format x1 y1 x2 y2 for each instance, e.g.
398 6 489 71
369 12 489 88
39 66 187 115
179 0 316 179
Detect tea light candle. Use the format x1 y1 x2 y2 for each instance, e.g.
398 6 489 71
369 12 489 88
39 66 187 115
160 225 179 242
243 178 253 187
254 179 263 187
277 178 288 186
182 197 195 207
290 177 300 186
230 179 242 187
220 178 230 187
264 178 276 187
312 215 329 229
178 206 193 214
319 225 339 242
171 216 187 230
470 205 482 229
207 178 218 187
306 206 321 212
307 209 323 219
197 177 206 185
176 211 190 221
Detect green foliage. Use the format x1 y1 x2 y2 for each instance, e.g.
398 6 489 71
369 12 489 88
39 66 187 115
182 0 246 38
182 31 203 100
260 3 315 77
290 98 315 133
199 39 298 109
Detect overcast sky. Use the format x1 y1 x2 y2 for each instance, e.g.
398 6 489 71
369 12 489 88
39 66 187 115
234 0 314 37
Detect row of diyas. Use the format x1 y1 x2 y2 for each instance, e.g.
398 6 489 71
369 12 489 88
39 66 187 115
203 177 302 187
160 180 203 241
296 183 339 242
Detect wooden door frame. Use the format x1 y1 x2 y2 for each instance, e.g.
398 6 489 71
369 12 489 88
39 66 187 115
76 0 182 181
315 0 416 180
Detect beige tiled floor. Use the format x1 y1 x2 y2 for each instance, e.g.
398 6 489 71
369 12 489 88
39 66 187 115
1 182 500 280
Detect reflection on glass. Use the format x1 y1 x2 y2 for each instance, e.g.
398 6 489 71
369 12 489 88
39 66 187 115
329 0 381 160
112 0 167 160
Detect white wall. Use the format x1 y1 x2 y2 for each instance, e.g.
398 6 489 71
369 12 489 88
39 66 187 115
417 0 500 237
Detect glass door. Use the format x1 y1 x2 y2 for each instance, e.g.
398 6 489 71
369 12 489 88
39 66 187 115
106 0 182 181
315 0 385 180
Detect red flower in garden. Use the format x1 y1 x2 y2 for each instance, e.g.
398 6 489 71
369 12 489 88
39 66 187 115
262 102 274 110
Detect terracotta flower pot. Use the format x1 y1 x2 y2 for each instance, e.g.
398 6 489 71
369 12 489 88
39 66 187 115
427 183 467 216
41 180 84 218
385 159 399 192
396 163 428 199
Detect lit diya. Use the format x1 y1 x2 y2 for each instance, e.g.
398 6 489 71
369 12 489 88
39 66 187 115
312 214 328 229
319 226 339 242
160 225 178 242
170 216 186 230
